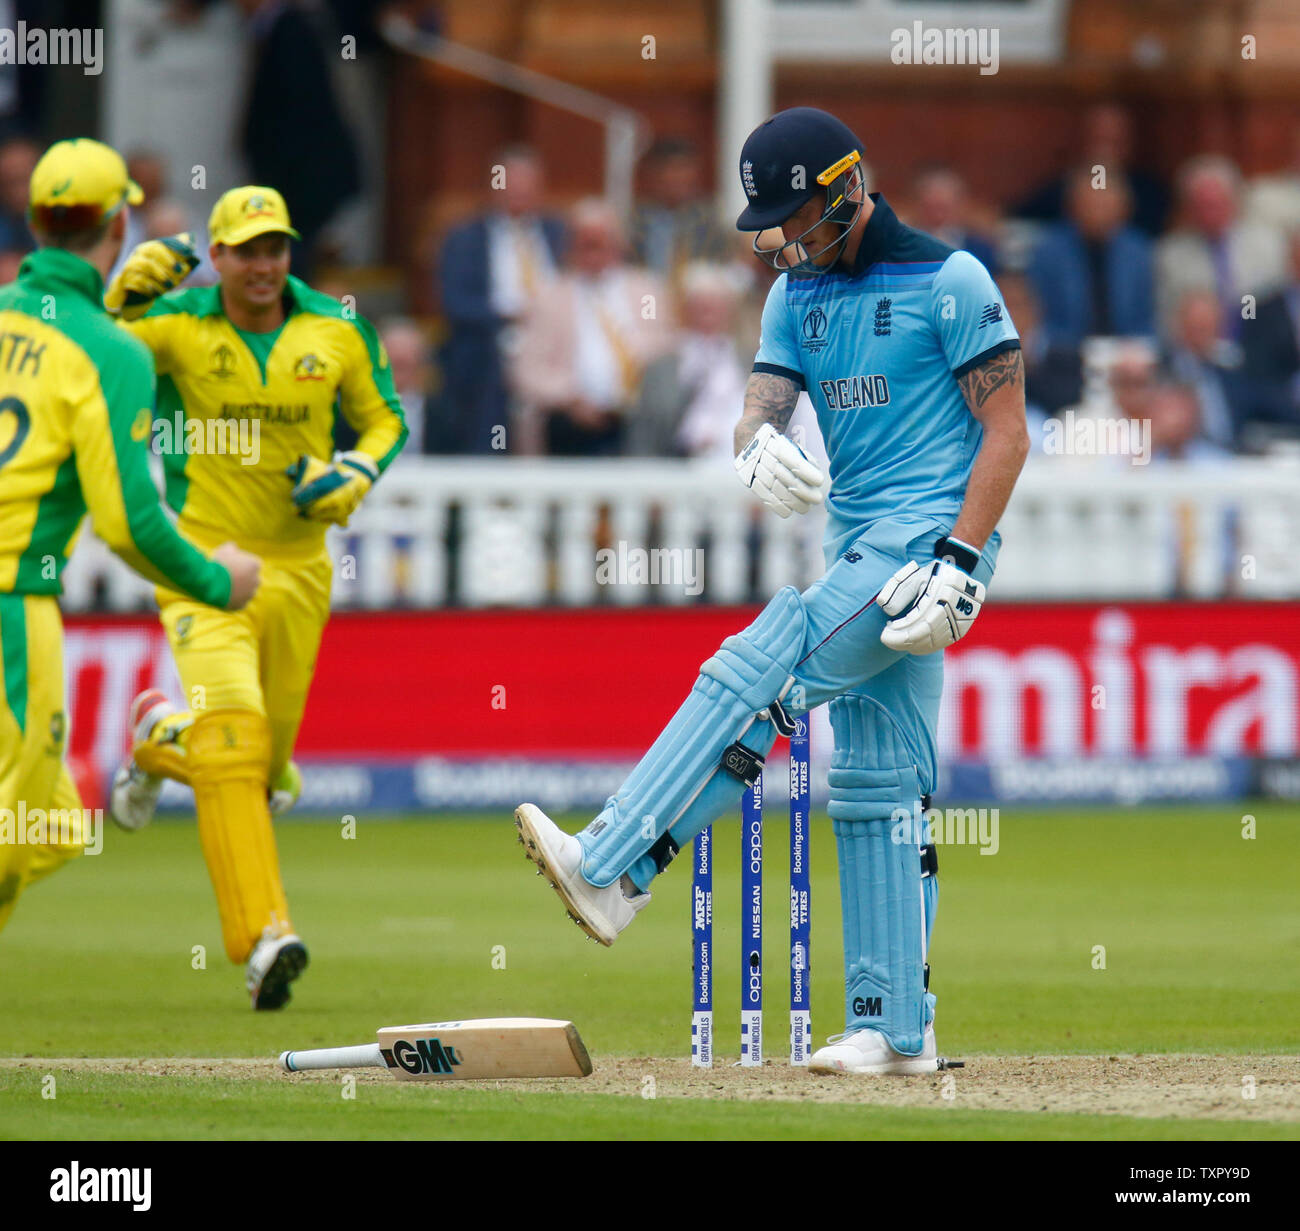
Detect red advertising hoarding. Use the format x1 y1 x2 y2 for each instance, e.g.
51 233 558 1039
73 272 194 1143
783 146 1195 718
64 604 1299 789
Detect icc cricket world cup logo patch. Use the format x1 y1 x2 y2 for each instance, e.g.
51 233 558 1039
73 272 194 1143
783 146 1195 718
801 306 829 353
210 344 237 379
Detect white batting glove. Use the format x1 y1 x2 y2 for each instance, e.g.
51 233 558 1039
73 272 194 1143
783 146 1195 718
878 537 986 655
734 422 825 518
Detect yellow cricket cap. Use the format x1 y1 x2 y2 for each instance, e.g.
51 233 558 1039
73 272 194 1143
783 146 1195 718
208 186 300 248
28 138 143 228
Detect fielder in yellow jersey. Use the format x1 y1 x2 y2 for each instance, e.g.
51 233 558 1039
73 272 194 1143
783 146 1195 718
0 139 261 937
106 184 407 1008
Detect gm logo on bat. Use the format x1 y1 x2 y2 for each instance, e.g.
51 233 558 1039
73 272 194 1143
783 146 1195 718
383 1037 463 1075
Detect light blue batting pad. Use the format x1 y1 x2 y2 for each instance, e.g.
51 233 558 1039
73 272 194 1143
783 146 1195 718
624 721 779 893
829 693 929 1055
577 587 806 888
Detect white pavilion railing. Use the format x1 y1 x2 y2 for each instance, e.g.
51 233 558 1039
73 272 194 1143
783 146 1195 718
59 456 1300 611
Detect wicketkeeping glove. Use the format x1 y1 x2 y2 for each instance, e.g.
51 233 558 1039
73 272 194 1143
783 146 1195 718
104 233 200 320
734 422 825 518
286 451 378 527
878 536 986 655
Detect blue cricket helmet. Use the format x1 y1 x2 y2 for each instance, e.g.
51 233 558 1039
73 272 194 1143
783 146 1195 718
736 107 866 275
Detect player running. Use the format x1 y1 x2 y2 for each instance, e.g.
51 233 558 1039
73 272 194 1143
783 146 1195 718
0 139 261 936
104 185 407 1008
516 108 1029 1073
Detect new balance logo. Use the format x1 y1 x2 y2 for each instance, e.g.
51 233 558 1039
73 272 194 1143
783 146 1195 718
978 303 1003 328
842 550 863 563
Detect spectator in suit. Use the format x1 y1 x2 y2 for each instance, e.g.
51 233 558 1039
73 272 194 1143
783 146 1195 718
909 164 1000 276
0 137 37 252
1239 227 1300 440
625 262 748 460
998 272 1082 418
629 139 732 285
511 198 669 456
1246 125 1300 234
379 318 438 457
1015 102 1169 236
1156 155 1287 342
1108 340 1161 430
1147 382 1231 463
1027 167 1154 348
437 145 566 454
1162 288 1250 451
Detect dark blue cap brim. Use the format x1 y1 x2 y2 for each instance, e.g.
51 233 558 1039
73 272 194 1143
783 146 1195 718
735 188 820 232
735 202 788 231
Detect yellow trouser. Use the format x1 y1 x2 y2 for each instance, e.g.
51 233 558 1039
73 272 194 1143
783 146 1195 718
152 547 333 962
0 594 85 934
157 546 334 781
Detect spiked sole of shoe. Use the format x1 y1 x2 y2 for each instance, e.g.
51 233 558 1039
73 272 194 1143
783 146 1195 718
251 942 309 1011
514 807 610 947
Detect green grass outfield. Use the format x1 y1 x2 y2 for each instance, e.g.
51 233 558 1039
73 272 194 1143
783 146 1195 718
1 805 1297 1140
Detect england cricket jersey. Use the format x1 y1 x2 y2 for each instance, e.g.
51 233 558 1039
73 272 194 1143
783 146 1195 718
753 193 1019 534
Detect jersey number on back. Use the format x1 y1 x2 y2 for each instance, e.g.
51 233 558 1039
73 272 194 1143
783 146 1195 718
0 397 31 469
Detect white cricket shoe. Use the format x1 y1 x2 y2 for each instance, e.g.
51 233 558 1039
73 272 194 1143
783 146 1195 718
109 689 177 832
246 927 309 1011
809 1022 939 1075
514 803 649 946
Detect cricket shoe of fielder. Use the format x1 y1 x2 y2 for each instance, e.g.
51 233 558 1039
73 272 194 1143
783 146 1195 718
109 689 184 831
514 804 649 946
246 925 309 1010
809 1023 938 1076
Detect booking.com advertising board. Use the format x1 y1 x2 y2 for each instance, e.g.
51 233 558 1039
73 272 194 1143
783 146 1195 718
63 603 1300 814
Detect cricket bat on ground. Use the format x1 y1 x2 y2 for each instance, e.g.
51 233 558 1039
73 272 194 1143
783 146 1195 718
279 1016 593 1080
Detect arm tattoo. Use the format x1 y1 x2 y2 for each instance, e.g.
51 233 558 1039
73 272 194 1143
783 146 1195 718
740 372 799 431
957 348 1024 411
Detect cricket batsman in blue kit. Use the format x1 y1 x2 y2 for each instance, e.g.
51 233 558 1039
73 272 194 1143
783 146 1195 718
516 107 1028 1074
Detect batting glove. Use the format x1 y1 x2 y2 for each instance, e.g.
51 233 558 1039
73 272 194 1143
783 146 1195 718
104 233 200 320
878 536 986 655
286 451 378 527
734 422 825 519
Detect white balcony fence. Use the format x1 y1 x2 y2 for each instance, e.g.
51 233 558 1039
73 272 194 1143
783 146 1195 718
60 456 1300 612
